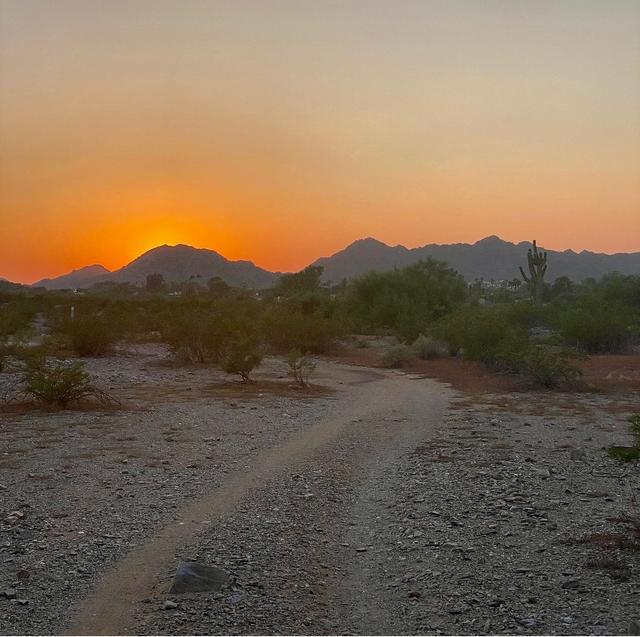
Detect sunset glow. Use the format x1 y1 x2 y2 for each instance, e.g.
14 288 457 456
1 0 639 283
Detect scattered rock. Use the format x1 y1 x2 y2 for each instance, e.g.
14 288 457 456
169 562 230 594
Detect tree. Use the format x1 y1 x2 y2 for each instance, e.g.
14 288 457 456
146 273 165 293
274 265 325 297
551 276 573 299
519 240 548 304
223 336 263 382
208 276 231 297
347 259 467 341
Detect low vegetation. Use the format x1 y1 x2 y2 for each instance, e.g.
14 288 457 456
608 415 640 463
9 357 115 408
1 246 638 393
287 349 316 387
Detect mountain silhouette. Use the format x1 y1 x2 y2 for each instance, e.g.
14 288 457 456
313 236 640 283
34 245 277 290
30 236 640 289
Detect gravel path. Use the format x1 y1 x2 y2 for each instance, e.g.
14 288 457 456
2 347 639 635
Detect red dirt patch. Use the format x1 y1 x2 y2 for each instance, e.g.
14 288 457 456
333 336 640 395
578 355 640 393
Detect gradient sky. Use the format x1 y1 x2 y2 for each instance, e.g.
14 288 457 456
1 0 639 283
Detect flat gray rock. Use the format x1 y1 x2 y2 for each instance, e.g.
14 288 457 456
169 562 230 594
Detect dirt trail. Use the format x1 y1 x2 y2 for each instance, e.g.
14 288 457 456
67 362 452 635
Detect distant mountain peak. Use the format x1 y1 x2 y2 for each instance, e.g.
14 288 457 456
350 236 389 247
34 243 276 289
475 235 506 245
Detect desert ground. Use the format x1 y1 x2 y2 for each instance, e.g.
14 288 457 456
1 342 640 635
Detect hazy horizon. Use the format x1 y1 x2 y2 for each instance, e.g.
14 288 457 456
1 0 639 283
6 232 640 285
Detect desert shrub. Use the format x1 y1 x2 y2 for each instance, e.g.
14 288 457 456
608 415 640 463
287 349 316 387
412 334 448 360
555 303 633 353
381 343 414 368
263 305 337 354
162 310 230 363
223 337 263 382
22 358 113 407
346 259 466 340
0 338 10 372
69 317 116 356
523 347 582 388
433 307 529 366
0 297 37 338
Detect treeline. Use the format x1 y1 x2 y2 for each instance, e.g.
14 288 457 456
1 260 639 387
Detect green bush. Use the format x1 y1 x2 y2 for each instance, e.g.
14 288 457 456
523 347 582 388
412 334 448 360
69 317 116 357
287 349 316 387
434 306 529 366
555 303 633 353
381 344 414 368
608 414 640 463
22 358 110 407
263 305 337 354
0 298 37 338
223 337 263 381
162 310 229 363
347 259 466 340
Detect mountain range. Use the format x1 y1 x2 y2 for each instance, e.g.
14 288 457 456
33 245 277 290
26 236 640 290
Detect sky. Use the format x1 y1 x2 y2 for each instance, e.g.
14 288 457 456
1 0 639 283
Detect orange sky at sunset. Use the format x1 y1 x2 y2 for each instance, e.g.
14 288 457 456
1 1 639 283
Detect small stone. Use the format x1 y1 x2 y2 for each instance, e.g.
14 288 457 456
170 562 229 594
4 588 16 599
163 600 178 610
517 618 537 628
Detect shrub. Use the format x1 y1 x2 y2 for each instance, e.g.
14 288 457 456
381 344 414 368
523 347 582 388
287 349 316 387
347 259 467 340
608 415 640 463
70 317 116 357
0 338 10 373
412 334 448 360
555 303 632 353
162 312 228 363
223 337 263 382
22 358 113 407
433 307 529 366
263 305 337 354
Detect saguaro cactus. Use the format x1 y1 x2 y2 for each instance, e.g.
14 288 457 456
519 240 548 304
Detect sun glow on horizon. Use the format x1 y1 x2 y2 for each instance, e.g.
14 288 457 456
1 1 639 284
